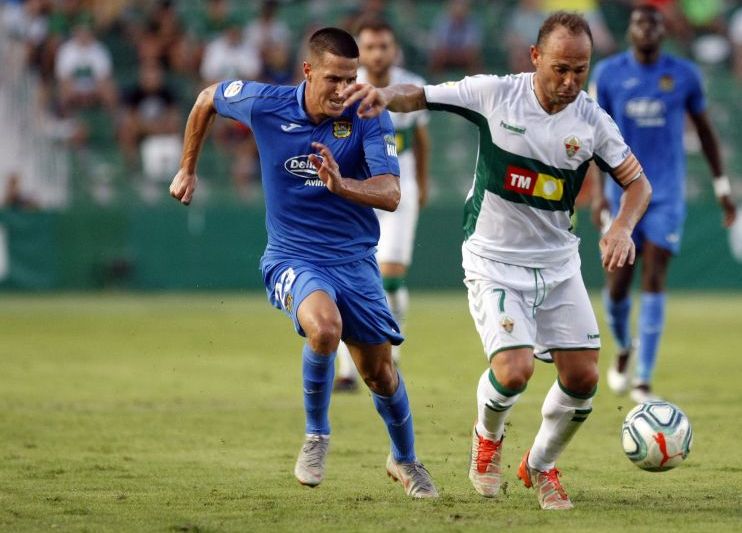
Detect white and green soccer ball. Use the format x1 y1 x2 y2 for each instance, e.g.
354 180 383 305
621 400 693 472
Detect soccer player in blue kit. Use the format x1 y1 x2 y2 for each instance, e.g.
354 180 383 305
169 27 438 498
590 5 736 402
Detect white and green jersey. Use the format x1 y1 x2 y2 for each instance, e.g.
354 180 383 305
424 72 634 268
359 66 429 184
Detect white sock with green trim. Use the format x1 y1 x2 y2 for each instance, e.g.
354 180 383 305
386 286 409 365
528 379 594 471
336 341 358 380
476 368 524 441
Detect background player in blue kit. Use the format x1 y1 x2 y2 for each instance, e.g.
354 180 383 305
590 5 737 403
168 27 438 499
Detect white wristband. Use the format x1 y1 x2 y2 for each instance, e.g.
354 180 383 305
713 175 731 199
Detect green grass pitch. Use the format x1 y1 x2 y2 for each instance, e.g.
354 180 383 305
1 292 741 532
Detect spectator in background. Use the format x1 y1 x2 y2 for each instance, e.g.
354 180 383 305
87 0 130 32
201 20 262 200
244 0 291 62
292 21 322 82
731 5 742 80
261 40 293 85
340 0 391 34
541 0 615 57
118 62 181 174
46 0 86 38
678 0 725 34
639 0 728 64
201 17 262 83
679 0 729 66
40 0 89 81
193 0 234 42
2 0 50 70
3 172 38 210
429 0 483 74
505 0 546 73
54 20 117 111
136 0 194 74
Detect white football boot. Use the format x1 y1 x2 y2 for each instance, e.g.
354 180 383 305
294 435 329 487
385 454 439 499
630 382 661 404
607 340 638 395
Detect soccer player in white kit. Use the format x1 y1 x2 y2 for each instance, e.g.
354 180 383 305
335 20 430 391
343 12 652 509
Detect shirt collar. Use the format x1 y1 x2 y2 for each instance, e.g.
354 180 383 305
627 50 663 70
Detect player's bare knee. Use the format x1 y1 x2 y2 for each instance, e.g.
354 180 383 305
307 318 342 355
609 285 630 301
498 372 530 392
361 363 397 396
492 365 532 391
561 367 599 396
491 357 533 391
642 273 665 293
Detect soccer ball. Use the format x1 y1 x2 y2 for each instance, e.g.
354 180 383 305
621 400 693 472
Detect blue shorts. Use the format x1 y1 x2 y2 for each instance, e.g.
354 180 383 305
261 255 403 346
612 201 685 255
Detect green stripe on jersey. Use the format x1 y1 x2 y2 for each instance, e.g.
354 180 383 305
426 102 591 238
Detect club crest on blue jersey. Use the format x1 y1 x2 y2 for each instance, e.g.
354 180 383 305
659 74 674 92
333 121 352 139
284 292 293 312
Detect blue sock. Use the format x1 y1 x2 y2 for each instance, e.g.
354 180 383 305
302 345 336 435
603 289 632 351
372 372 416 463
636 292 666 384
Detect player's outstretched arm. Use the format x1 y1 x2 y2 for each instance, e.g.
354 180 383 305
341 83 427 118
169 84 218 206
600 162 652 272
689 111 736 227
309 142 400 211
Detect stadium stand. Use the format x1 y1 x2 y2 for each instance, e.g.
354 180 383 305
0 0 739 290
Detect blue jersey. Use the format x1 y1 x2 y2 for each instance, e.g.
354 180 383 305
213 80 400 265
592 52 706 207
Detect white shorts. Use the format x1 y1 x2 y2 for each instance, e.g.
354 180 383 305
375 177 419 266
463 246 601 360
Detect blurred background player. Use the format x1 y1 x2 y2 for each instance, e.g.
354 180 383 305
590 4 736 403
169 27 438 499
335 19 430 392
